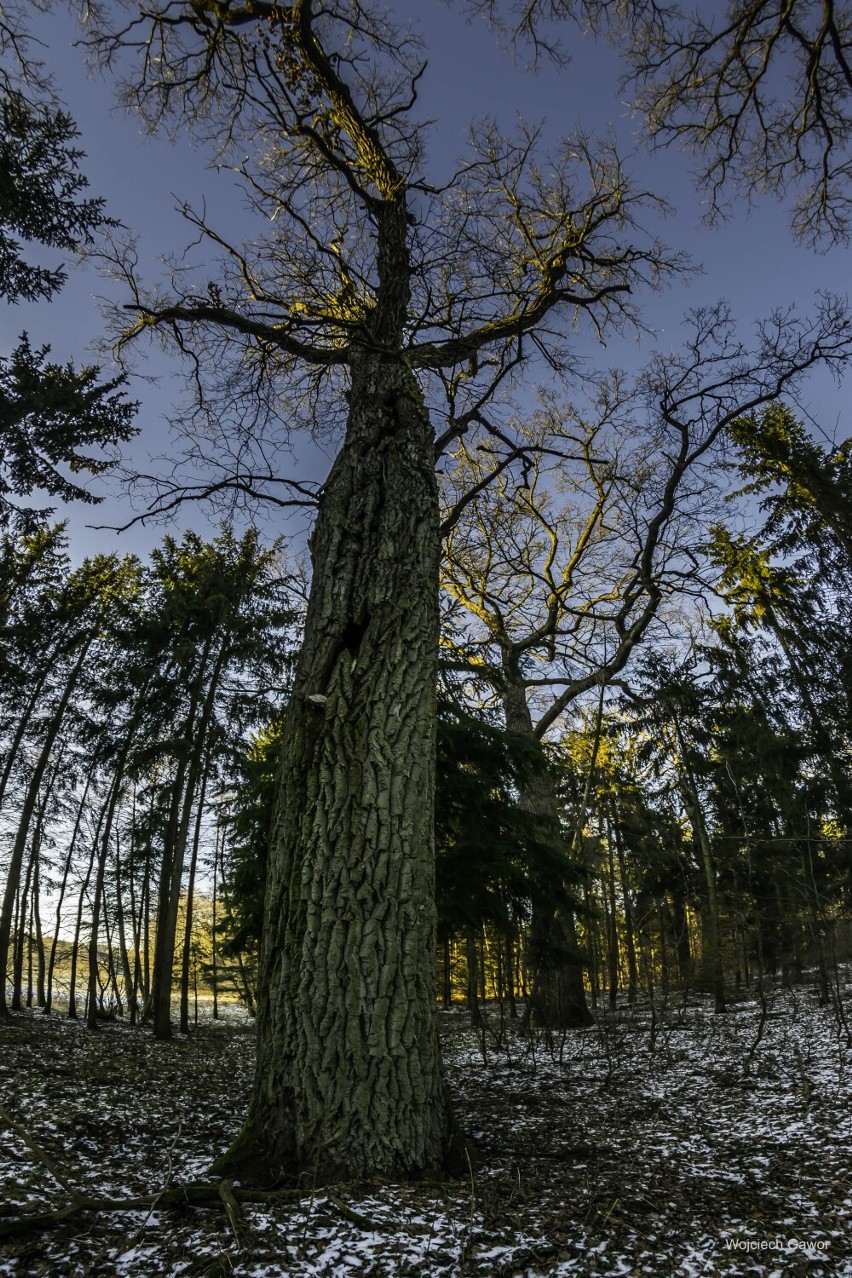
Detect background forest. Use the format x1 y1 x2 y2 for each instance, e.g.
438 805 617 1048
3 404 851 1038
2 0 852 1275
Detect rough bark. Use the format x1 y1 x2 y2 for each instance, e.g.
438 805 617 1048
219 349 458 1183
502 671 592 1028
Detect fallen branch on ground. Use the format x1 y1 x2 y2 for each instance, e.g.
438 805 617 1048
0 1179 307 1238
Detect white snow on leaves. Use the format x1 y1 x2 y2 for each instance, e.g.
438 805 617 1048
0 980 850 1276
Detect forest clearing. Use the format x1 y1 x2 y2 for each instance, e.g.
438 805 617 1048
1 979 850 1277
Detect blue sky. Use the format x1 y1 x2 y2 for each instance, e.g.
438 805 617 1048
3 1 849 560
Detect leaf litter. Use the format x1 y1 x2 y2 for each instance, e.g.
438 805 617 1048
1 977 851 1276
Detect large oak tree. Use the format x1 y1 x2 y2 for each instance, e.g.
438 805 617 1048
87 0 675 1182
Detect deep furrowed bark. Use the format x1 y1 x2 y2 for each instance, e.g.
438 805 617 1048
219 350 458 1182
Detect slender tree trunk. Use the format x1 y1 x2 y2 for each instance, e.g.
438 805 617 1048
33 855 45 1007
0 652 60 812
152 641 223 1039
605 825 619 1010
612 814 638 1005
584 884 601 1008
68 795 108 1020
219 347 457 1182
441 937 452 1010
12 842 37 1011
141 835 152 1006
100 880 123 1015
45 763 97 1014
670 887 692 987
657 900 670 996
87 765 129 1030
504 934 518 1019
211 821 220 1022
0 640 90 1015
180 766 210 1034
26 895 34 1009
466 930 482 1027
114 833 138 1023
740 921 752 990
216 858 256 1014
149 735 194 1033
679 769 725 1013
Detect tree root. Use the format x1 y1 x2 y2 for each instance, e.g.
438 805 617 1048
325 1194 384 1231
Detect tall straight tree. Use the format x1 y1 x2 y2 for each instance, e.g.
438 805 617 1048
144 527 291 1039
0 549 141 1015
89 0 677 1181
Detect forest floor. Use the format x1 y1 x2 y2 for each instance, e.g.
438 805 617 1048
0 979 851 1277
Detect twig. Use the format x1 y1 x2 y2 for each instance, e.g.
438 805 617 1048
0 1102 82 1200
0 1180 308 1240
128 1120 182 1246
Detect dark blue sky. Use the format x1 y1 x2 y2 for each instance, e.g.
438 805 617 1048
3 2 849 560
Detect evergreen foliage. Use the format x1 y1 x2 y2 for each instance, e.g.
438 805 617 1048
0 5 135 531
0 336 136 531
435 696 563 939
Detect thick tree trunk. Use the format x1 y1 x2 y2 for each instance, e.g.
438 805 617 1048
219 350 457 1183
502 673 592 1029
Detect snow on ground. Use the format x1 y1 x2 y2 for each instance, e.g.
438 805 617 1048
1 980 850 1276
